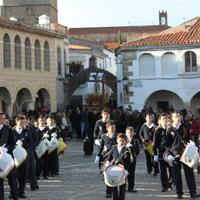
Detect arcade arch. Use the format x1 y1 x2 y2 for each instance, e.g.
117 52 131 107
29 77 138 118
145 90 184 113
35 88 51 114
15 88 33 113
0 87 11 114
190 92 200 116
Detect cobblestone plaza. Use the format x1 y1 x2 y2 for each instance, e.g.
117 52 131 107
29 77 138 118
4 139 200 200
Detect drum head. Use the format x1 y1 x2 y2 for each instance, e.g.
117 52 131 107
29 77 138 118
104 164 127 187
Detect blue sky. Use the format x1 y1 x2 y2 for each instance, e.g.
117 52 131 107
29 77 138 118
58 0 200 28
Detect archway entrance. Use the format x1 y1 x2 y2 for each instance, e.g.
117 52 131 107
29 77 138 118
145 90 184 113
35 88 51 115
15 88 32 114
190 92 200 116
0 87 11 115
67 67 117 110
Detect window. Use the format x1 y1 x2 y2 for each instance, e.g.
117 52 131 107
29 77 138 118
25 38 32 70
14 36 21 69
35 40 41 70
3 34 11 68
161 52 177 75
44 41 50 71
57 47 62 75
26 7 33 16
185 51 197 72
139 53 156 76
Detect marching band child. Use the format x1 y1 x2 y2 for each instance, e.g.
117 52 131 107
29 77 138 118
95 120 117 198
106 133 132 200
125 126 140 193
46 115 61 177
36 116 49 179
12 115 33 198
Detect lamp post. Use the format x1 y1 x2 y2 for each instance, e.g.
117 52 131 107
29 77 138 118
101 76 105 110
122 76 129 94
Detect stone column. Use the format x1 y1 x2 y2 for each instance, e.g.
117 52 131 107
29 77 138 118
184 101 190 110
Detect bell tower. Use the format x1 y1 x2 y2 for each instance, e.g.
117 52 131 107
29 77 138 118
0 0 58 24
159 10 168 25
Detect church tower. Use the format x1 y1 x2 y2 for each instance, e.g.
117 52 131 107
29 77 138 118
159 10 168 25
0 0 58 24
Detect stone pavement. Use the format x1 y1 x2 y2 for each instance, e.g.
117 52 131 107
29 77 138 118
4 139 200 199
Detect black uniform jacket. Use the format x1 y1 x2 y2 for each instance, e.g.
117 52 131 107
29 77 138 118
153 126 168 158
107 145 132 170
139 123 155 143
36 126 49 146
127 136 140 158
166 124 190 157
97 133 117 158
12 128 33 153
93 119 107 139
0 125 9 146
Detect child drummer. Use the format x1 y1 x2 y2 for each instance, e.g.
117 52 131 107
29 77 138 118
106 133 132 200
95 120 117 198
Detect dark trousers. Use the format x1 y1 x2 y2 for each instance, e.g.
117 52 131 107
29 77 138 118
159 160 171 189
173 160 196 195
28 151 38 189
0 178 4 200
144 150 159 173
17 159 28 195
113 184 126 200
48 149 59 175
106 185 113 195
7 168 18 198
36 152 49 178
127 160 136 190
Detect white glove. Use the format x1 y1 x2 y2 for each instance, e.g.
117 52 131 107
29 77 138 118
94 156 100 164
126 143 132 148
154 155 158 162
43 133 49 138
16 140 23 147
51 133 57 138
95 139 100 146
167 155 175 162
105 161 110 168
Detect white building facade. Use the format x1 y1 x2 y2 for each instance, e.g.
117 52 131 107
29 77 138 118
117 17 200 115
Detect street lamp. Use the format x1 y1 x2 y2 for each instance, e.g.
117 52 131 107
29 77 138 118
122 76 129 94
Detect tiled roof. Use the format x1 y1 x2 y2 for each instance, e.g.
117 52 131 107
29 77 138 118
69 44 91 50
121 17 200 48
69 25 170 34
103 42 120 49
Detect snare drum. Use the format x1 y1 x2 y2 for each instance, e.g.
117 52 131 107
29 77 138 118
0 152 15 179
35 138 51 159
180 141 199 168
103 164 128 187
48 137 59 154
13 146 27 168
